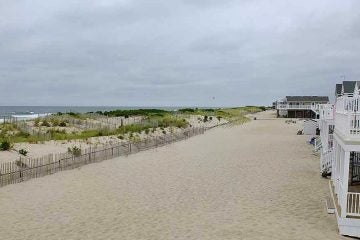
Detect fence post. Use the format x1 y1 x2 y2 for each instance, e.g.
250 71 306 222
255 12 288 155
89 146 92 162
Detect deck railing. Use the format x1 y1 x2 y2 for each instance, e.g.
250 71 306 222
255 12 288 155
276 104 321 115
329 134 334 149
347 192 360 217
336 96 360 114
314 137 322 152
319 121 334 151
335 112 360 137
319 104 334 120
320 149 334 173
277 104 313 110
277 104 311 109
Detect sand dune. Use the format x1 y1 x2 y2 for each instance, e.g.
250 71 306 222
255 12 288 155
0 111 344 239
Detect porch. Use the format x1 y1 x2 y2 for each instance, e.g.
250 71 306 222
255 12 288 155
335 95 360 140
330 136 360 237
331 137 360 213
329 179 360 238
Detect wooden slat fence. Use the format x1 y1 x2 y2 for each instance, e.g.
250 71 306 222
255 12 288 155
0 127 205 187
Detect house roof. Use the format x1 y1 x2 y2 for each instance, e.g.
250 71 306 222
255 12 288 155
336 84 343 95
342 81 356 94
285 96 329 102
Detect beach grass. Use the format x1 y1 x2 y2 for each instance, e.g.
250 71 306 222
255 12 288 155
178 106 264 124
0 106 265 145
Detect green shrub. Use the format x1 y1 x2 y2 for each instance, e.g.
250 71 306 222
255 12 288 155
203 116 208 122
259 106 266 111
162 130 166 134
68 146 82 157
59 121 67 127
34 118 40 127
41 120 51 127
157 116 188 129
51 118 60 126
145 129 150 135
103 109 168 117
16 131 30 138
0 140 12 151
18 149 28 156
178 108 195 113
47 129 66 135
96 128 111 137
118 135 124 140
117 124 151 135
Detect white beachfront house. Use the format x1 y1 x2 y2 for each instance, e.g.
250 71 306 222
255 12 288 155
327 80 360 238
275 96 329 119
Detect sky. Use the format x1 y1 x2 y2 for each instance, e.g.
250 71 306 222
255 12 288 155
0 0 359 107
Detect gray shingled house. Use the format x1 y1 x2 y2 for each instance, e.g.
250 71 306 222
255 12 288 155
276 96 329 118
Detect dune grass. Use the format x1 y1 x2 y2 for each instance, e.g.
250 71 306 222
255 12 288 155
178 106 265 123
0 106 265 145
0 115 189 145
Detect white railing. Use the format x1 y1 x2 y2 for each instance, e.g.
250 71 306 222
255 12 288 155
347 192 360 217
336 96 360 114
335 112 360 137
276 103 320 114
319 122 334 151
320 149 334 173
329 134 334 149
319 104 334 120
335 95 360 137
277 104 312 110
315 137 322 152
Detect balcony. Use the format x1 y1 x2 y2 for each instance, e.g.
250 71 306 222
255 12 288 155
276 103 319 111
335 96 360 140
336 95 360 114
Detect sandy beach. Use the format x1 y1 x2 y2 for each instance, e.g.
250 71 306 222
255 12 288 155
0 111 344 240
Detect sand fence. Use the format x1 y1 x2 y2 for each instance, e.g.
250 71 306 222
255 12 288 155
0 127 205 187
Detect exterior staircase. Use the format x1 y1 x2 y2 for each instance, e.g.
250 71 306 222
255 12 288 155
311 105 320 117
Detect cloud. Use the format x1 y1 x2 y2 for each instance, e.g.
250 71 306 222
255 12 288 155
0 0 359 106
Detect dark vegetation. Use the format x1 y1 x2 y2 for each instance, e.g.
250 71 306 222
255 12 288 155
99 109 169 117
18 149 28 156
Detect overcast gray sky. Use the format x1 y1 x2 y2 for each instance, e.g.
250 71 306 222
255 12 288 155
0 0 359 107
